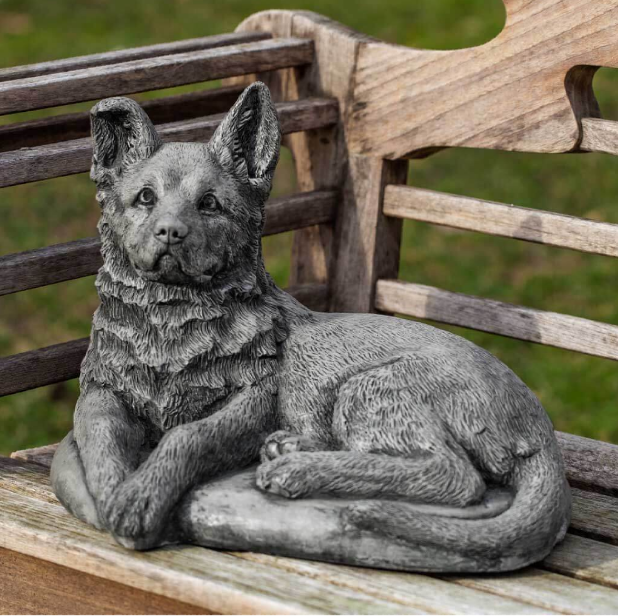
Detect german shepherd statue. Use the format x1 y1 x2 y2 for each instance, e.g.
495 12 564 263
51 82 571 572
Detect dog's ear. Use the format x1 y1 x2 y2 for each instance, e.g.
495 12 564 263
90 97 161 184
209 82 281 195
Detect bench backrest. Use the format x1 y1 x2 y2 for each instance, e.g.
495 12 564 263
2 0 618 401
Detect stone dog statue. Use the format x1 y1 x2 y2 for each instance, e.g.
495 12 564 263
51 81 571 573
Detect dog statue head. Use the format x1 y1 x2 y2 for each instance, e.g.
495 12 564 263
90 82 280 292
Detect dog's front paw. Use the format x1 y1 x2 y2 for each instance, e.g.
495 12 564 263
256 453 318 498
102 476 169 541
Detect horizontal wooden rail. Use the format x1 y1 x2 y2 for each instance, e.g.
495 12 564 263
0 38 313 116
0 98 338 188
0 32 270 83
580 118 618 156
0 284 329 397
375 279 618 361
0 190 338 296
0 86 246 153
384 185 618 258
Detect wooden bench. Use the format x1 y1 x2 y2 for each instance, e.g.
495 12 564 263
4 2 618 612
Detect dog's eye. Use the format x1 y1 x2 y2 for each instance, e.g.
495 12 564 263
198 193 219 214
136 187 156 207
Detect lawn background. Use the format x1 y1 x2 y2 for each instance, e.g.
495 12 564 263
2 0 618 454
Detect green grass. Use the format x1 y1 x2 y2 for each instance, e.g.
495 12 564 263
2 0 618 454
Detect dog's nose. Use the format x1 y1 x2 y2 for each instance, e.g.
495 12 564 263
154 216 188 245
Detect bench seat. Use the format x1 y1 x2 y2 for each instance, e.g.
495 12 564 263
3 434 618 615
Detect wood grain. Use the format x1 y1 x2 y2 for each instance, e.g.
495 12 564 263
0 98 338 188
557 432 618 497
235 11 410 313
375 280 618 361
0 283 328 397
0 32 270 83
4 456 618 613
348 0 618 158
580 118 618 156
0 86 246 152
0 190 337 297
0 483 415 615
383 185 618 258
0 38 313 116
0 547 209 615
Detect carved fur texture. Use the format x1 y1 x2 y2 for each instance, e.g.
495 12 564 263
51 82 571 572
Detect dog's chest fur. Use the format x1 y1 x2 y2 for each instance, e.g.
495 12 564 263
80 265 286 431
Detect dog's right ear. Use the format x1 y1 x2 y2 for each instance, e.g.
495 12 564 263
90 97 161 185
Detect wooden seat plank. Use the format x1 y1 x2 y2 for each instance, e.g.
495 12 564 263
3 456 618 614
0 485 417 615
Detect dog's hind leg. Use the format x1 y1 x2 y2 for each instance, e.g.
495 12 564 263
256 448 486 507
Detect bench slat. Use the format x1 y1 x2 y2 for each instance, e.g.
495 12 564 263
383 185 618 258
0 38 313 117
0 32 270 83
4 456 618 614
580 118 618 156
0 86 246 152
0 284 329 397
0 98 338 188
375 280 618 361
0 482 411 615
0 190 338 296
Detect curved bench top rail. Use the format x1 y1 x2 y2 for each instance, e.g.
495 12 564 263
345 0 618 158
0 97 338 188
0 283 329 399
375 279 618 362
0 190 338 297
0 37 313 116
0 85 247 153
384 185 618 258
0 31 271 83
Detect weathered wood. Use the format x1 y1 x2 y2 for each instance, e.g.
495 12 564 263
234 553 553 615
375 280 618 361
0 98 338 188
580 118 618 156
0 482 416 615
447 568 618 615
383 185 618 258
0 32 270 83
0 190 337 296
0 237 102 297
0 38 313 116
0 86 246 152
0 338 90 398
4 456 618 613
557 432 618 497
544 534 618 590
0 547 210 615
347 0 618 158
11 444 58 468
0 283 328 397
234 11 409 314
571 488 618 546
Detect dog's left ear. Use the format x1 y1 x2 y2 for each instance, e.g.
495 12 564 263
209 82 281 195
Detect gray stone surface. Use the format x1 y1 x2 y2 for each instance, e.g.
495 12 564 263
51 82 571 572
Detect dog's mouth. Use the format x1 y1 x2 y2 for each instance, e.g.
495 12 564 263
137 251 215 285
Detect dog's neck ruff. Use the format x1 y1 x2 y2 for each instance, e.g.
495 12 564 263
80 224 287 431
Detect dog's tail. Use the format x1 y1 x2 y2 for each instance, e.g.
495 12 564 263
344 447 571 572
